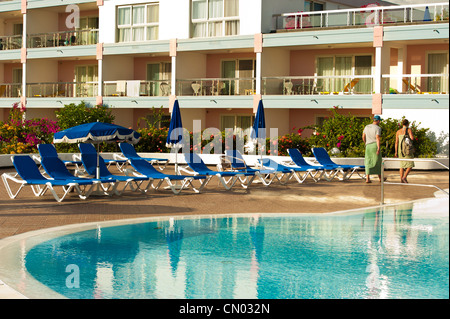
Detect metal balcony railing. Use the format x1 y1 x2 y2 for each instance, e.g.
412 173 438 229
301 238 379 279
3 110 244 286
382 74 449 94
262 75 373 95
0 35 22 51
27 29 99 49
103 80 171 97
176 78 256 96
273 2 449 31
0 83 21 98
26 82 98 98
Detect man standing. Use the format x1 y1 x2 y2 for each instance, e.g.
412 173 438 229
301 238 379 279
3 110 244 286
362 115 383 183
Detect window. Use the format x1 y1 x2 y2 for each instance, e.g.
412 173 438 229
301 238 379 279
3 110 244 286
316 55 372 93
427 52 448 93
220 114 254 132
304 1 324 12
192 0 239 38
221 59 256 95
117 3 159 42
75 65 98 97
77 17 99 45
147 62 171 96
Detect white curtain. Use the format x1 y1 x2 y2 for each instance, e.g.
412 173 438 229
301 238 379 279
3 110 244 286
193 0 207 19
208 21 223 36
192 22 207 37
133 6 145 24
147 4 159 23
209 0 223 19
317 57 333 92
132 27 144 41
118 7 131 26
146 26 159 40
224 0 239 17
225 20 239 35
428 53 448 92
335 56 352 91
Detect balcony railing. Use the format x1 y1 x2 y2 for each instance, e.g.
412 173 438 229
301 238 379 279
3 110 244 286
103 80 171 97
27 29 99 49
273 2 449 31
0 83 21 97
177 78 256 96
0 35 22 51
382 74 449 94
11 74 448 99
262 75 373 95
26 82 98 98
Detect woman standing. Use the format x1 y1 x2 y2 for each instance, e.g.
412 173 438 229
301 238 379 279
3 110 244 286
362 115 383 183
395 119 415 183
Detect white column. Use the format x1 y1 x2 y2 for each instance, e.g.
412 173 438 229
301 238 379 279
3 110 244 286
374 46 381 94
171 56 176 96
256 52 261 94
21 12 27 99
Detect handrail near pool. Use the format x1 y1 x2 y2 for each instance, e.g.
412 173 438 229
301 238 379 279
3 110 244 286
380 158 449 205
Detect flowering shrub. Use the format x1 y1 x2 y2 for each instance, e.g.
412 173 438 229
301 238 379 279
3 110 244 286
276 128 311 156
54 102 115 153
0 103 59 154
305 108 437 158
134 126 169 153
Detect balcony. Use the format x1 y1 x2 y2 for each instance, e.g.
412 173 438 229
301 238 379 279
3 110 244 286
273 3 449 32
262 76 372 95
26 82 98 98
176 78 256 96
27 29 99 49
103 80 171 97
0 83 21 97
382 74 449 94
0 35 22 51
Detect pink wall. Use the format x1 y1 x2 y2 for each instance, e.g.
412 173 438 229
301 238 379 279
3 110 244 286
58 10 99 31
206 53 256 78
205 108 252 129
406 44 448 73
133 57 172 80
58 60 97 82
3 63 21 82
290 48 375 76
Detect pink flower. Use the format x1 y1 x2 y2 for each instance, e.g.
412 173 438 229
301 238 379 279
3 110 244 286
337 142 341 148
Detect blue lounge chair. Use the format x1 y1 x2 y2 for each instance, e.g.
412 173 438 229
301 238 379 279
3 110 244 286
181 152 256 190
118 143 168 170
78 143 128 172
40 156 119 196
287 148 333 182
224 150 283 186
312 147 365 180
1 155 98 202
257 157 317 184
79 151 149 195
128 158 207 194
35 143 83 168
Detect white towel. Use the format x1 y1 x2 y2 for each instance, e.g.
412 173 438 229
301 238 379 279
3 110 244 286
116 81 126 93
127 80 140 97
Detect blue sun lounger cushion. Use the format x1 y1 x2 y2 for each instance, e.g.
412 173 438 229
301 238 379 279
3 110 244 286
2 155 96 202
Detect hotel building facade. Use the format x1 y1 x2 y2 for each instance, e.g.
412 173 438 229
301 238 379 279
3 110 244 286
0 0 448 137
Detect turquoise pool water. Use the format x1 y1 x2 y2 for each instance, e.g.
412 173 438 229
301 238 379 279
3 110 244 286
24 201 449 299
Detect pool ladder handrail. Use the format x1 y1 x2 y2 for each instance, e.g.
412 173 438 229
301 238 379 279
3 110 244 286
380 158 449 205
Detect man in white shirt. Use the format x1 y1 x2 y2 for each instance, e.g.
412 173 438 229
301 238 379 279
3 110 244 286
362 115 383 183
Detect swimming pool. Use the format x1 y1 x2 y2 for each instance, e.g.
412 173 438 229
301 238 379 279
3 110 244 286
0 197 448 299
